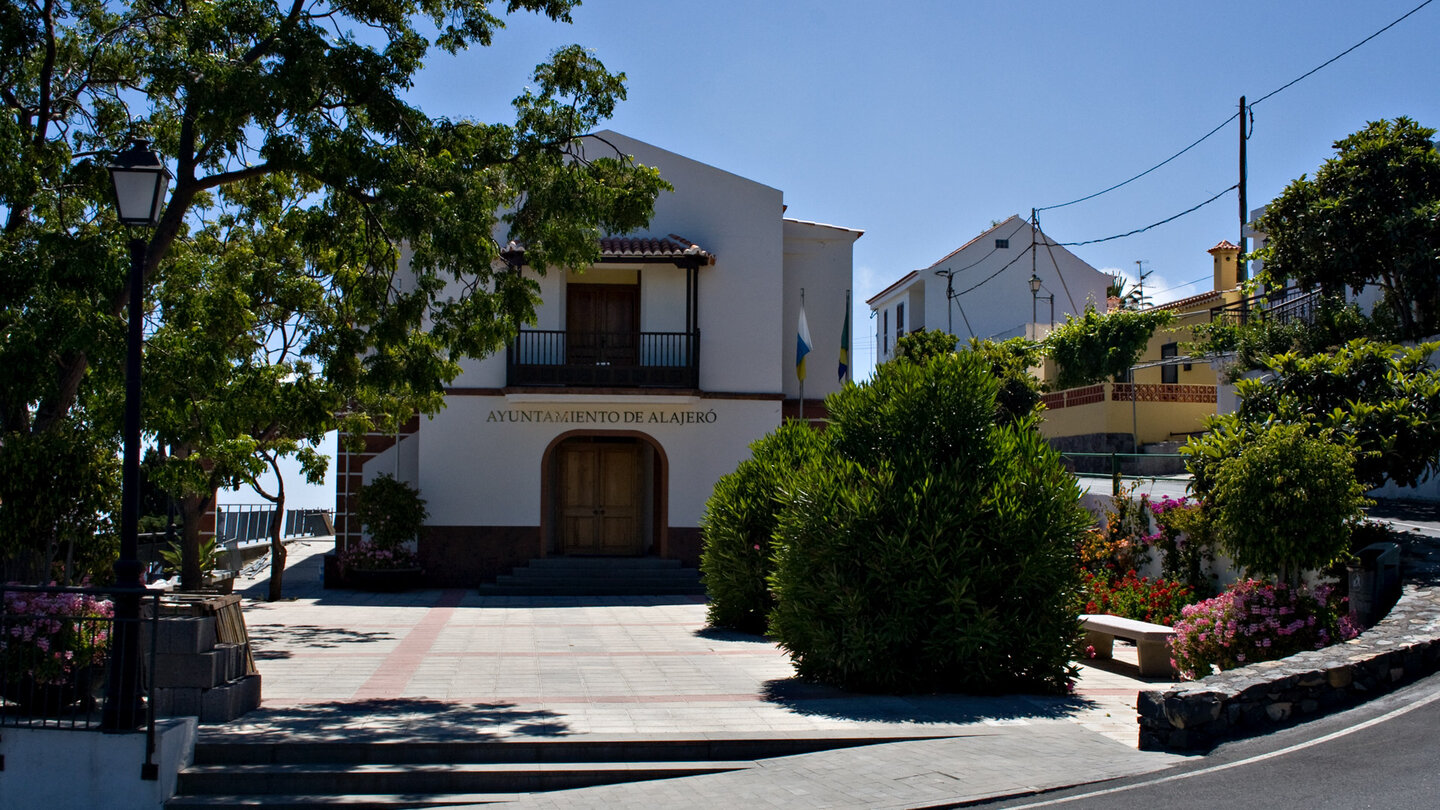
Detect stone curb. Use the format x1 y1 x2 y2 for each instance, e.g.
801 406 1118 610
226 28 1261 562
1138 525 1440 751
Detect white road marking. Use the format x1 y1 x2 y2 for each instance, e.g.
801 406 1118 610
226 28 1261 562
1005 684 1440 808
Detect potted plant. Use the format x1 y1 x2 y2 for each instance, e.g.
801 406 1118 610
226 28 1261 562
158 536 236 593
342 474 428 590
0 588 113 715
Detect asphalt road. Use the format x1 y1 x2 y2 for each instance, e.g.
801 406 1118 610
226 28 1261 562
978 669 1440 810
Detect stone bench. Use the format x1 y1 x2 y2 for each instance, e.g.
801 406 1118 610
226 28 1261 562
1079 614 1176 677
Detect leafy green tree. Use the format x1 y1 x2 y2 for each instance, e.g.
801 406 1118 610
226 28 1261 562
892 328 957 364
1042 305 1174 390
1185 340 1440 494
768 352 1089 694
963 337 1044 424
1208 424 1369 585
1185 295 1374 379
2 0 667 583
1254 117 1440 340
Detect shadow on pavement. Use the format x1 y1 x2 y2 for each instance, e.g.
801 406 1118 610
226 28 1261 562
207 698 573 742
245 622 395 660
693 626 773 644
759 677 1096 725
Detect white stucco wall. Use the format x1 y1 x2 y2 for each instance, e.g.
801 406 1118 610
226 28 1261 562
419 394 781 528
0 719 195 810
782 219 862 399
869 216 1110 357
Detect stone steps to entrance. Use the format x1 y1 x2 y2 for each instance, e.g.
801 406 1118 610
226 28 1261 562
478 556 706 596
165 736 930 808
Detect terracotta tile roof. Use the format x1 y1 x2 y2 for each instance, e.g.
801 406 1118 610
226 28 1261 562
600 234 715 264
503 235 715 266
1207 240 1241 254
1151 289 1224 313
865 270 919 306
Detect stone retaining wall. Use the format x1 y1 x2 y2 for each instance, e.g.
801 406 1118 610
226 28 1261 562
1138 527 1440 751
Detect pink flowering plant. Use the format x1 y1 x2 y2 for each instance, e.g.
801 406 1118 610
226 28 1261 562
1147 496 1218 597
338 542 419 572
1169 579 1360 680
1 588 113 687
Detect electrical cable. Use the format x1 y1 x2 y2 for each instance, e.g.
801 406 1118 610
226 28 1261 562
1250 0 1435 107
1056 185 1238 247
952 243 1036 298
1034 0 1432 216
934 219 1029 278
1036 114 1237 213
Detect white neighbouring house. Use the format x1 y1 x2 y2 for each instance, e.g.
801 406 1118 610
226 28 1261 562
332 132 862 586
867 216 1110 361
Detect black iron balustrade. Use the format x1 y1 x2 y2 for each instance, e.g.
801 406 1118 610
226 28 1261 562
508 329 700 388
1 583 160 772
1210 289 1321 327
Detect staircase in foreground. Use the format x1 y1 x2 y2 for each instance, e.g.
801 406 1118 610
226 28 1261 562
166 735 931 808
478 556 706 596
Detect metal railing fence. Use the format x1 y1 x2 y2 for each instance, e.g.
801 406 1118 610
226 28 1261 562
0 584 160 775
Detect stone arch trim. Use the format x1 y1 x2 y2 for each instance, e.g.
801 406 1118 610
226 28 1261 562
539 430 671 559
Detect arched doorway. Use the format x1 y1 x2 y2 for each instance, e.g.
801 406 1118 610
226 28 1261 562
543 432 667 557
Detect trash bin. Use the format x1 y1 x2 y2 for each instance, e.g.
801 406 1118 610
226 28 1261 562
1348 542 1401 627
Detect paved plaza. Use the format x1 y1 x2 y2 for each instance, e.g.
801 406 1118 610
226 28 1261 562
202 539 1190 806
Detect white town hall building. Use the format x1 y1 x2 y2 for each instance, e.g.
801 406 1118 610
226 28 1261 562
332 132 861 587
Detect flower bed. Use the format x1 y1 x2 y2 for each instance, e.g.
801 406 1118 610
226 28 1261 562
1169 579 1359 680
1080 569 1193 627
1 588 113 713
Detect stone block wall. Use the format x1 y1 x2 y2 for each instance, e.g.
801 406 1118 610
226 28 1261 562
1139 535 1440 751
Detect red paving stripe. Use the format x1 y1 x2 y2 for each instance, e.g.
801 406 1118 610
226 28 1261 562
350 589 465 700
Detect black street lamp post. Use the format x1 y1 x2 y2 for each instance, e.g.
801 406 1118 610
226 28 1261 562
1028 272 1053 339
101 139 170 731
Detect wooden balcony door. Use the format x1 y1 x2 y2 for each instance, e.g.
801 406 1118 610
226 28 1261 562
558 440 643 555
567 283 639 367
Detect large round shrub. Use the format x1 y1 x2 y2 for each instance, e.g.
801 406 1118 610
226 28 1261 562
1209 423 1368 584
700 421 825 633
767 352 1090 694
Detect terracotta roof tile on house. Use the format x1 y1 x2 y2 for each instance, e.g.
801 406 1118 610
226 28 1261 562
599 234 715 264
1207 240 1241 254
1151 289 1224 313
503 235 715 266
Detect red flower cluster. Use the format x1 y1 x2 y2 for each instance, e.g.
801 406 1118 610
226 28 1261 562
1080 570 1193 627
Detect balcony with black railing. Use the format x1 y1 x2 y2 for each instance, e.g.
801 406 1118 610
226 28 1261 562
507 329 700 388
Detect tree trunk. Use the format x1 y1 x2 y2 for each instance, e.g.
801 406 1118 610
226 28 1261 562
268 495 287 602
177 492 213 591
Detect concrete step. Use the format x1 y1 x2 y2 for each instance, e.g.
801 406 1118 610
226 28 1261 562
478 583 706 596
479 556 706 596
176 760 752 797
191 736 899 766
169 735 945 808
519 556 685 570
166 793 514 809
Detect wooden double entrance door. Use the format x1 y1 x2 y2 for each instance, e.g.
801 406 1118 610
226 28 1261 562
556 438 647 555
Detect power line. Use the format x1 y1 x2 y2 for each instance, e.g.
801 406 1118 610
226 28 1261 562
1251 0 1435 107
1056 185 1238 247
1036 114 1237 213
1035 0 1433 215
953 243 1036 298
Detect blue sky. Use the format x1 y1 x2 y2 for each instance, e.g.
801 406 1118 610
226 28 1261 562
223 0 1440 509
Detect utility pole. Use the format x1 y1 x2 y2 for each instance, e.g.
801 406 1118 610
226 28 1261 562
1238 95 1248 282
1030 209 1039 340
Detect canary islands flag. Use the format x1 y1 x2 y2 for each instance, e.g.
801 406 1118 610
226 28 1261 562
838 291 851 383
796 304 813 382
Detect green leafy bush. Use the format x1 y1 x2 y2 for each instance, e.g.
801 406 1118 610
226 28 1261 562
1186 339 1440 493
699 421 825 633
1043 305 1174 390
1209 424 1369 584
354 474 428 550
767 352 1090 694
1169 580 1359 680
1147 496 1218 597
